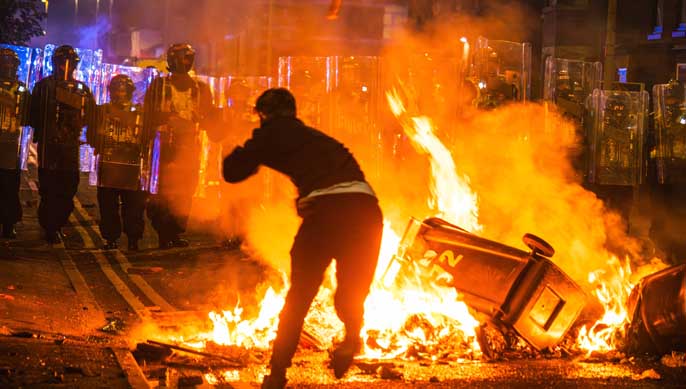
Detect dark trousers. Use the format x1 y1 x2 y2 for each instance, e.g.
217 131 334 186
0 168 22 226
38 168 79 232
269 193 383 372
97 187 147 242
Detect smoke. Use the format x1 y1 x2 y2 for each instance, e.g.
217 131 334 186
75 15 112 50
180 2 660 292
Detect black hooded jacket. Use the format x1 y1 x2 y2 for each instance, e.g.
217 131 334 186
222 116 367 199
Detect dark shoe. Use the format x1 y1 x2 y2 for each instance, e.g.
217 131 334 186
128 240 139 251
261 372 287 389
45 230 63 245
330 341 360 379
104 240 118 250
2 224 16 239
169 238 189 248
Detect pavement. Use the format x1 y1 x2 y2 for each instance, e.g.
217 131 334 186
1 169 686 388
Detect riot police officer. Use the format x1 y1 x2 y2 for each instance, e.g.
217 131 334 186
0 48 29 238
144 43 214 249
29 45 96 244
90 75 149 251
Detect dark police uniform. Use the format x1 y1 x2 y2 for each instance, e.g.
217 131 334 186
0 56 29 237
30 67 96 242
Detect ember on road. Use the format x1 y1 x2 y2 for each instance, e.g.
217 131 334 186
2 1 686 388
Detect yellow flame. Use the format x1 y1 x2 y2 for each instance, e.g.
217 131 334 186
576 256 633 354
576 257 668 355
385 88 481 232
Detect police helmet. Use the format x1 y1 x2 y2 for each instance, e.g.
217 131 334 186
108 74 135 103
166 43 195 73
52 45 80 76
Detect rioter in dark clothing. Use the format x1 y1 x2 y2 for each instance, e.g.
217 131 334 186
29 45 96 244
222 88 383 389
89 75 150 251
0 48 30 238
144 43 214 249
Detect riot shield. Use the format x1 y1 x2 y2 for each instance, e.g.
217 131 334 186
588 88 649 186
88 104 150 191
277 56 333 130
97 64 158 105
330 56 383 179
543 58 602 121
42 44 103 173
0 44 43 89
193 75 224 199
0 44 42 170
472 37 531 109
654 81 686 184
0 82 28 170
543 58 602 179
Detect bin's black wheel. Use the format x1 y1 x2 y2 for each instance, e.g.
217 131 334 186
523 233 555 257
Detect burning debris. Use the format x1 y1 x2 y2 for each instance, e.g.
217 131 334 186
625 264 686 356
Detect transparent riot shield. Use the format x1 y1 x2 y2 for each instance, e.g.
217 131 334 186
278 56 333 130
0 82 26 170
193 75 224 199
543 58 602 178
472 37 531 109
330 56 383 179
43 44 103 173
0 44 43 170
543 58 602 121
0 44 43 89
88 105 151 191
97 64 158 105
654 81 686 184
19 126 33 170
588 88 649 186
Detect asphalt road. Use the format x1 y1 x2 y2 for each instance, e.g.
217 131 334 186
0 171 685 388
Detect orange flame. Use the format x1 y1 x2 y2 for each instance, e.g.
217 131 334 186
386 87 481 232
576 257 667 355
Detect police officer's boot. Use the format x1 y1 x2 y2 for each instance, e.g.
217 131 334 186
45 229 63 245
169 235 189 248
2 224 16 239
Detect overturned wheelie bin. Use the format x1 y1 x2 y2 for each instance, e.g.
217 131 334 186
383 217 588 350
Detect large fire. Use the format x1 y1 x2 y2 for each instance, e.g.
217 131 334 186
144 40 670 371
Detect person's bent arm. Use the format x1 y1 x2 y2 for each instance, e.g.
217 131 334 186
222 128 268 183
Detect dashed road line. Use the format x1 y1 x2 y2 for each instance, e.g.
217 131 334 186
92 250 151 320
68 213 97 249
111 250 176 312
111 348 151 389
54 248 103 317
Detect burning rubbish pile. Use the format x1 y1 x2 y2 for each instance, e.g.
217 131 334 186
130 84 686 387
129 31 685 387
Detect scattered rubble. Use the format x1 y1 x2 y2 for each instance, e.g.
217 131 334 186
661 352 686 368
632 369 661 380
100 318 124 333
